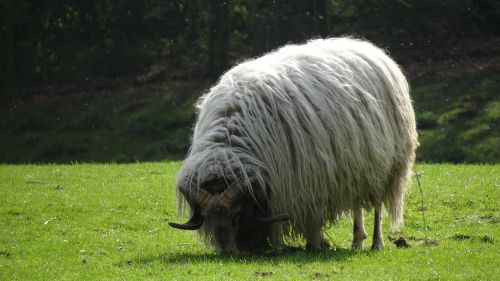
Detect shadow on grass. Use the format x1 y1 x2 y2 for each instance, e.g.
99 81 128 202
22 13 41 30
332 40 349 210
121 247 372 266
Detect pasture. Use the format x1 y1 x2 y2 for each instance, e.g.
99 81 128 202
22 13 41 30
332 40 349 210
0 163 498 280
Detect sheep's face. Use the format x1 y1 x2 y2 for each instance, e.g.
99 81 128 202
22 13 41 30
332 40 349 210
169 179 245 255
198 179 244 254
169 179 290 255
201 194 242 255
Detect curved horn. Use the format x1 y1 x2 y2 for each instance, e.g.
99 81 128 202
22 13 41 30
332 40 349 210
256 213 290 224
169 210 204 230
181 187 212 208
192 188 212 208
220 185 243 206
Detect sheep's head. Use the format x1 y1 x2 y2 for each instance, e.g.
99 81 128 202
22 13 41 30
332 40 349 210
169 180 289 255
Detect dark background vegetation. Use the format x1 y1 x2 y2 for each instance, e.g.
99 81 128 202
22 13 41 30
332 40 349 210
1 0 499 163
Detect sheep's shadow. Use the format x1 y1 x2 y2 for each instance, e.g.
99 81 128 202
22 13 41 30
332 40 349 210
122 247 372 266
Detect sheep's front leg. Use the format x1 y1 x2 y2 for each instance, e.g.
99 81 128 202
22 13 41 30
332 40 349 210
351 207 367 250
305 226 330 251
270 225 284 254
371 204 384 250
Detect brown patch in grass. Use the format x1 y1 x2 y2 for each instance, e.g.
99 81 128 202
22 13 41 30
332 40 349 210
389 236 411 248
255 271 273 277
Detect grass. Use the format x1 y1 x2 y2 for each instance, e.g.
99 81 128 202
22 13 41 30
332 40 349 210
1 163 498 280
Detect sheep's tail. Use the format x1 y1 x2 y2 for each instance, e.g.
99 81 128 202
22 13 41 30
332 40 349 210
385 160 413 232
386 182 405 232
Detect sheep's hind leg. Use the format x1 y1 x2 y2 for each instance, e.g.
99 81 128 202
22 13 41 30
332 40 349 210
305 226 330 251
371 204 384 250
351 207 367 250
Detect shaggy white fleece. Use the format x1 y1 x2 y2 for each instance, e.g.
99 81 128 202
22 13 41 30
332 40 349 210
177 37 418 243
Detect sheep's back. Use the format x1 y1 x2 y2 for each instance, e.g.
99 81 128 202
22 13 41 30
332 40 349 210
190 38 417 234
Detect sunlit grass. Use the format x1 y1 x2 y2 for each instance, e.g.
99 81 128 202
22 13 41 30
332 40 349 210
1 163 498 280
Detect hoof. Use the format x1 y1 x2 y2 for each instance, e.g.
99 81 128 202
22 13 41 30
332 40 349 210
306 238 330 251
351 241 363 251
351 231 367 250
370 241 384 251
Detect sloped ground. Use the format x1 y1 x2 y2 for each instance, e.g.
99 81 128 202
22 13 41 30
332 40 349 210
0 80 209 163
1 39 499 163
413 71 499 162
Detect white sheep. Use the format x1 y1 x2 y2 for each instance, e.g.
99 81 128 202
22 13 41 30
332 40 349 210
170 37 418 254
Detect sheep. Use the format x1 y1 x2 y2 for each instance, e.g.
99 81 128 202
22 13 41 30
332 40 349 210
169 37 418 255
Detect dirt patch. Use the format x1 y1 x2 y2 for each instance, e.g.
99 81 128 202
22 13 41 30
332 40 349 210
451 234 495 244
388 236 411 248
255 271 273 277
0 251 11 258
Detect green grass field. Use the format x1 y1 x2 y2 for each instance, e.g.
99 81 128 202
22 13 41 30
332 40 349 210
1 163 498 280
